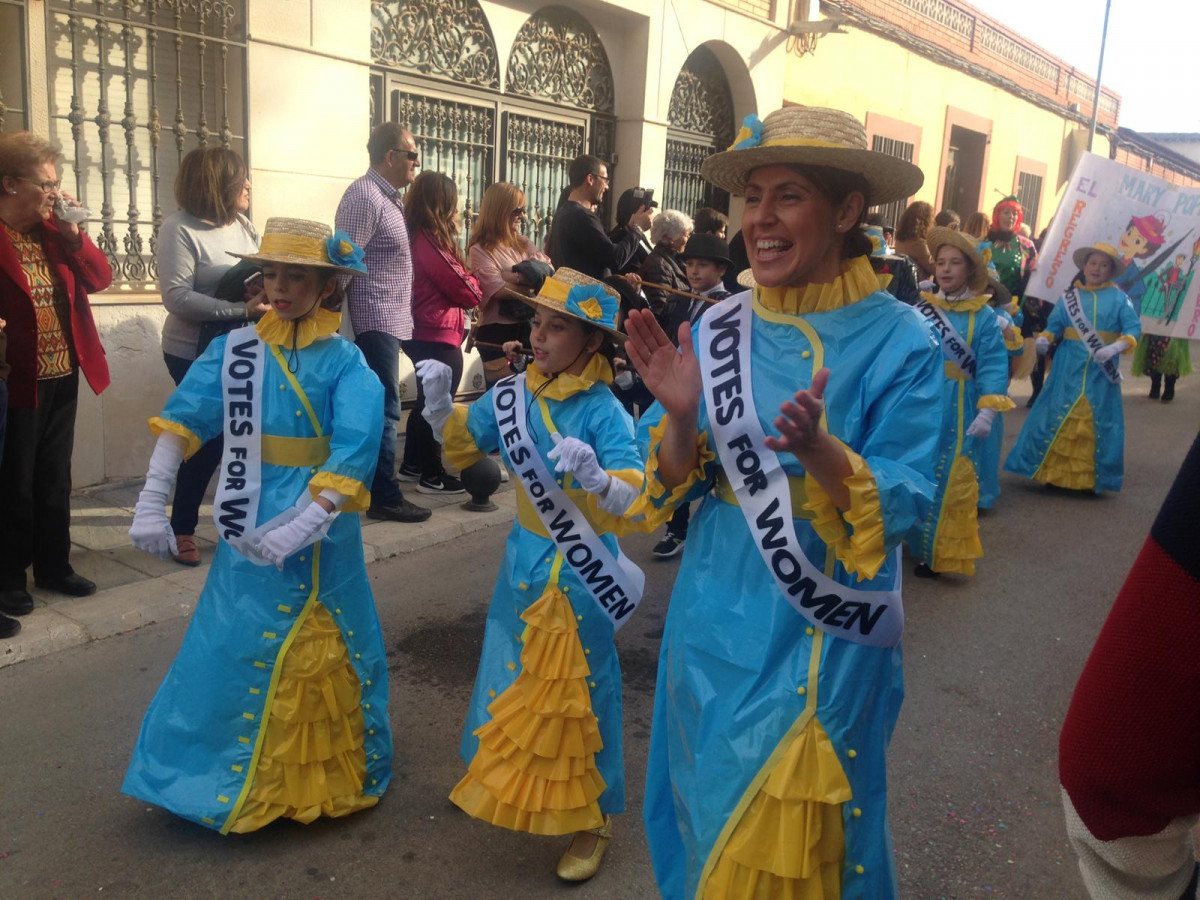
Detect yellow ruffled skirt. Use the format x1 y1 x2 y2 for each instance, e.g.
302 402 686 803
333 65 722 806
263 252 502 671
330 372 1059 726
450 584 606 836
1034 396 1096 491
704 717 852 899
931 455 983 576
230 602 377 832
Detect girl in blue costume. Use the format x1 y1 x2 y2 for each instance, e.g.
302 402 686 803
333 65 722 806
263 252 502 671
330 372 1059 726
976 292 1025 511
1005 243 1141 493
124 218 392 833
416 268 644 883
911 227 1014 578
622 107 942 899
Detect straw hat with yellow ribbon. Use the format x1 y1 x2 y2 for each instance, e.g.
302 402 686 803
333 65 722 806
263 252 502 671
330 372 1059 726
700 107 924 204
229 217 368 276
1072 242 1127 279
523 267 626 341
926 226 991 293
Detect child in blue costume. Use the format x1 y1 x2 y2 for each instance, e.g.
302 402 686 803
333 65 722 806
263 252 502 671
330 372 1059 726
977 295 1025 510
622 107 942 899
417 268 644 884
1005 243 1141 493
911 227 1014 577
124 218 392 833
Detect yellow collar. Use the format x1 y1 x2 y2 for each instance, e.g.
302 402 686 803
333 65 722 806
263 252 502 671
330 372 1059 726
754 256 879 315
255 308 341 349
1076 280 1114 292
923 291 991 312
525 353 613 401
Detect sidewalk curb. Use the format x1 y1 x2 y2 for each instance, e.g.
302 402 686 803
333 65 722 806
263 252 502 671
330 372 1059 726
0 492 517 671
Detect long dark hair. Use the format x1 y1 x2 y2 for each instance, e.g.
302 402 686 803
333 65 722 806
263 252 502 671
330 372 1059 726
404 171 462 262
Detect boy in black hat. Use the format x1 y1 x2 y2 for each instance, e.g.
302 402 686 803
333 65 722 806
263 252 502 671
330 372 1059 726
652 233 731 560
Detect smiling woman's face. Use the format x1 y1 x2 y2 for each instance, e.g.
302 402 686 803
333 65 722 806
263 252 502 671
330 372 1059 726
742 165 858 288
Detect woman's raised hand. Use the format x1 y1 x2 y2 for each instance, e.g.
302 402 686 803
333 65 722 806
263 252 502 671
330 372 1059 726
623 309 702 420
765 368 831 457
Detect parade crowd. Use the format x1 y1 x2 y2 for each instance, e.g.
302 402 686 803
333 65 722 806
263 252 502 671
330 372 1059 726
0 105 1196 899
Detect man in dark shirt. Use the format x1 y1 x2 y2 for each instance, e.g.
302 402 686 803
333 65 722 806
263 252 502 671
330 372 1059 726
549 154 653 279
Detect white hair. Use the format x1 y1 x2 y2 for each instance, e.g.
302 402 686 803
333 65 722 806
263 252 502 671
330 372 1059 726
651 209 693 245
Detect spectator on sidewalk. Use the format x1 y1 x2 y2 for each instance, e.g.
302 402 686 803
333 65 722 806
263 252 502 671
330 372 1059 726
638 209 692 319
934 208 960 230
894 200 935 279
607 186 657 275
467 182 551 387
0 131 112 632
400 172 482 495
157 146 266 567
335 121 430 522
548 154 653 279
693 206 728 239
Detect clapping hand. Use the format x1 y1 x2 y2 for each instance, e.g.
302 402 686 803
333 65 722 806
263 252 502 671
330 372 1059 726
623 309 701 420
765 368 831 457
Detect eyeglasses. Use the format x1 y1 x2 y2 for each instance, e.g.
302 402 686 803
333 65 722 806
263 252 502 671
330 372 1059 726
389 148 419 162
18 177 61 194
512 208 527 217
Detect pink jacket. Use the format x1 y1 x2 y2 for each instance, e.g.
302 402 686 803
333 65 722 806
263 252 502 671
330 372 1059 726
409 230 482 345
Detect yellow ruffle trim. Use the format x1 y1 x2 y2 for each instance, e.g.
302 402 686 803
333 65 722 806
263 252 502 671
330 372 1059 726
148 416 202 460
449 584 606 836
581 468 646 537
1119 334 1138 353
255 308 342 350
444 405 485 473
756 256 878 315
803 442 886 582
309 472 370 514
230 603 376 832
921 291 991 312
977 394 1016 412
703 717 850 898
625 415 717 532
1003 328 1025 352
931 455 982 576
1034 396 1096 491
525 353 613 400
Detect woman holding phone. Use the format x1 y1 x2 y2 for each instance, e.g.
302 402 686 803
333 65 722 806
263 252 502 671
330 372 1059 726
156 147 267 566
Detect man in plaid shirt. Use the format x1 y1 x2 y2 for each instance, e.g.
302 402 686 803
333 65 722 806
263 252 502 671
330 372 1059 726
336 122 431 522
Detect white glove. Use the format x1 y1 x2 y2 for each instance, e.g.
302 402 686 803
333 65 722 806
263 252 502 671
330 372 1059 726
129 433 186 559
415 358 454 443
256 495 339 569
598 476 639 515
965 407 997 440
547 433 610 496
1035 335 1050 356
1093 341 1125 364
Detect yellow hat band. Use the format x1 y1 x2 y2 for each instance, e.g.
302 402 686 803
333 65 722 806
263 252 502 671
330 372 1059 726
537 278 571 303
258 232 327 261
757 136 851 151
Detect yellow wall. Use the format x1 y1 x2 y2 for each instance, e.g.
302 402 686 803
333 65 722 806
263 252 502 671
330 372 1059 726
785 27 1111 226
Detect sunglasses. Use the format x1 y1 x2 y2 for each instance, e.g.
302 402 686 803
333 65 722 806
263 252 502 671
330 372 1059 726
390 148 419 162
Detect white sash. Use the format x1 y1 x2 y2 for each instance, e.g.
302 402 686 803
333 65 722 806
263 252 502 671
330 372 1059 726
494 374 644 630
916 297 976 378
1063 286 1121 384
214 326 265 548
697 296 904 648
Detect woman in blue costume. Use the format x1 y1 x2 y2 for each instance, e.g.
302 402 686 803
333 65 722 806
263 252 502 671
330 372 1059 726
910 227 1014 577
124 218 392 833
621 107 942 899
417 268 644 883
1005 243 1141 494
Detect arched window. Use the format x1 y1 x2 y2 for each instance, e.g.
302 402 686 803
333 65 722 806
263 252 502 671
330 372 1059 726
371 0 499 89
664 46 734 217
506 6 614 113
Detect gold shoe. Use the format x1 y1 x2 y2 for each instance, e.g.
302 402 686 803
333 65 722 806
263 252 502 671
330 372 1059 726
555 815 613 883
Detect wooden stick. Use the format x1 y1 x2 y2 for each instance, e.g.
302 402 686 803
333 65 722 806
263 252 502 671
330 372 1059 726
639 280 718 304
474 341 534 357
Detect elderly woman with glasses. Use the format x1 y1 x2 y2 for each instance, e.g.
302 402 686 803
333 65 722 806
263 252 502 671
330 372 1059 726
0 131 112 639
638 209 694 321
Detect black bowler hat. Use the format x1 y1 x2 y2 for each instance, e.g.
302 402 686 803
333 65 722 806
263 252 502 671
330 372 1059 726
680 232 733 268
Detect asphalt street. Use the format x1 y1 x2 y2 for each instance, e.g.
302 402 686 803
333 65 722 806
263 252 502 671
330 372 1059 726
1 378 1197 899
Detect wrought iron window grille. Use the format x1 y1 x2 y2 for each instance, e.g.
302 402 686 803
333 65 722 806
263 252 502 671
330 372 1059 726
663 46 734 217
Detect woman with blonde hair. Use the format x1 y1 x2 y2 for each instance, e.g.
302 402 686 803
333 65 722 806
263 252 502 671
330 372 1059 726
400 172 482 494
963 211 990 240
894 199 935 278
157 145 266 566
467 182 550 386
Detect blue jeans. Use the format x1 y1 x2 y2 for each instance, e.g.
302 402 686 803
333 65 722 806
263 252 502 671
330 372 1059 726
355 330 405 506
